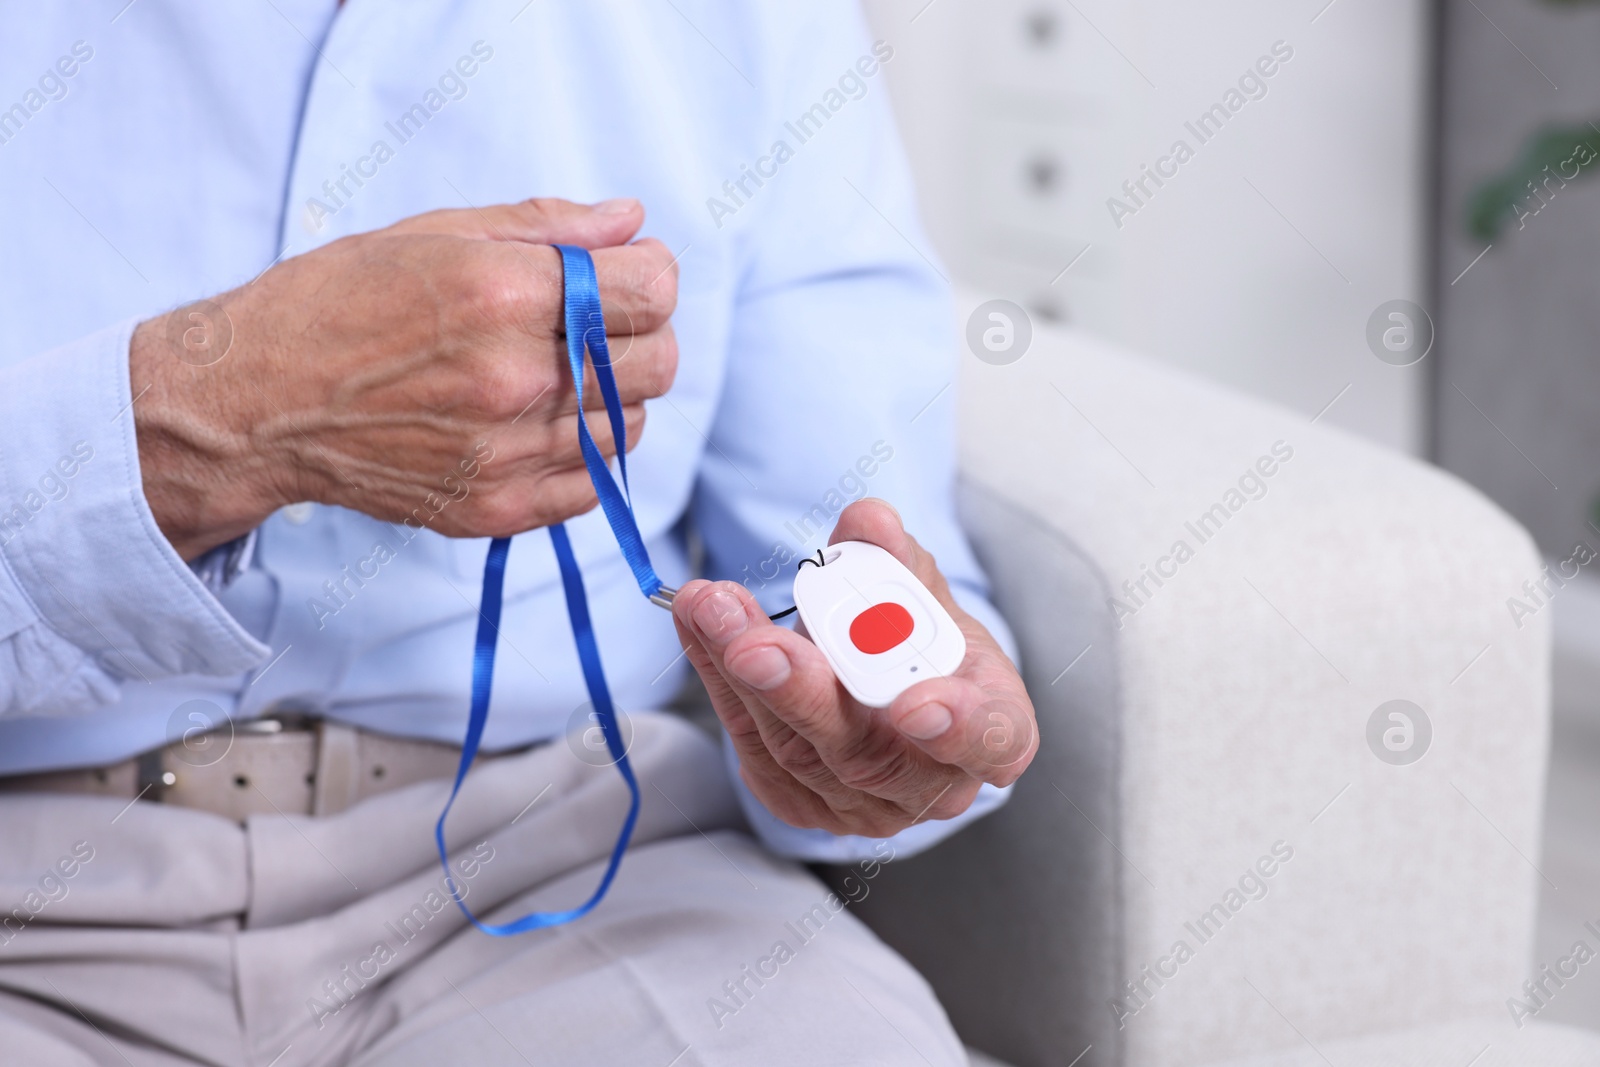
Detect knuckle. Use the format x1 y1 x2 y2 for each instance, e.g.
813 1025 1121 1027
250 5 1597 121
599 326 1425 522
769 732 829 783
770 701 832 748
926 781 980 821
468 356 550 422
512 359 560 414
517 197 559 220
459 246 562 331
525 419 566 460
836 746 918 796
987 746 1035 788
988 767 1024 789
460 259 530 329
467 494 526 539
556 478 601 518
683 641 718 676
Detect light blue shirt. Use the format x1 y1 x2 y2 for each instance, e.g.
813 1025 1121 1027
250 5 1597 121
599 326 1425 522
0 0 1011 861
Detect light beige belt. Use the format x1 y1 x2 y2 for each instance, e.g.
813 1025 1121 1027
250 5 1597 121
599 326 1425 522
0 716 533 821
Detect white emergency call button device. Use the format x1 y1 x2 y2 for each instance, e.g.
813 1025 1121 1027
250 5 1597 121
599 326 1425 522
791 541 967 708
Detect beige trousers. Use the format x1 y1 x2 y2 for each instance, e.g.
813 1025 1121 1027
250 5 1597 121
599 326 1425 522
0 713 966 1067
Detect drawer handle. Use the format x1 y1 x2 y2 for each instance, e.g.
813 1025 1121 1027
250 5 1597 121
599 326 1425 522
1025 155 1063 195
1023 9 1060 48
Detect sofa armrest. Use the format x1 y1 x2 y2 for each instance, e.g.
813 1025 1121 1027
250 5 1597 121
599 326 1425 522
824 478 1126 1067
833 305 1551 1067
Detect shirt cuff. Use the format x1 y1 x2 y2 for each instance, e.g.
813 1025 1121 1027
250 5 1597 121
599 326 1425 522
722 732 1012 863
190 527 259 592
0 319 269 712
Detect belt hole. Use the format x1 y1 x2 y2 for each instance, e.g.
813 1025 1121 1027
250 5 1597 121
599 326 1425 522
233 774 249 789
371 765 386 780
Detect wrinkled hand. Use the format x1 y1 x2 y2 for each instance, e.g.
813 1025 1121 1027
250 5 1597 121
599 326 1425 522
673 498 1037 838
132 197 678 559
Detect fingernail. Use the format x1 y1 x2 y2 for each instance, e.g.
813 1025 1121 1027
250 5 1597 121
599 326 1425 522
693 589 747 643
729 646 791 691
594 197 639 215
897 702 952 740
865 497 902 525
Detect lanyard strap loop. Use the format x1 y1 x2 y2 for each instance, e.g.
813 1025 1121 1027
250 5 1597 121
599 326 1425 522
434 245 661 935
555 244 671 603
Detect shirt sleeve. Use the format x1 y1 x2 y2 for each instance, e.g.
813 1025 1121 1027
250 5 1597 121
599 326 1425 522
723 732 1013 863
0 319 269 719
691 1 1017 859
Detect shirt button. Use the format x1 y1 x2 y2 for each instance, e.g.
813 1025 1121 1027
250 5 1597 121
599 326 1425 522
282 502 314 525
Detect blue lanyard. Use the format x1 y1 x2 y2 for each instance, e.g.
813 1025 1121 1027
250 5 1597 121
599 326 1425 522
434 244 676 935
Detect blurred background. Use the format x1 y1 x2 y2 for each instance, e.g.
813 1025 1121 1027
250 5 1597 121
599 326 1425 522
861 0 1600 1027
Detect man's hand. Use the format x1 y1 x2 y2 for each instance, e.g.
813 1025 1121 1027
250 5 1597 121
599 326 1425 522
672 498 1038 838
130 198 678 559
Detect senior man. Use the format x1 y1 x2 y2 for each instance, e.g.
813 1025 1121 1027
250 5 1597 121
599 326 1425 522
0 2 1037 1065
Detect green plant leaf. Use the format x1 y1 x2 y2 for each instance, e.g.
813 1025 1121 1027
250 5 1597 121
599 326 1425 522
1464 123 1600 242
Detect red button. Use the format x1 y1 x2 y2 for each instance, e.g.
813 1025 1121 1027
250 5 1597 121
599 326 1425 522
848 602 915 655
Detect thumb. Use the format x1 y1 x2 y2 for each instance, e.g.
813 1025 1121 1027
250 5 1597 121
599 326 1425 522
829 497 962 616
387 196 644 248
829 497 923 577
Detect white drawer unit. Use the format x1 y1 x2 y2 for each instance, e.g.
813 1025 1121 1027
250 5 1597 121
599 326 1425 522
972 0 1129 106
943 0 1126 330
866 0 1428 453
972 115 1104 248
970 251 1119 331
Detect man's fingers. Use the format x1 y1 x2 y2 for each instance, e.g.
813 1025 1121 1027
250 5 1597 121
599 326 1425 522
671 582 855 825
670 587 835 821
672 583 853 792
829 496 906 551
721 629 835 735
718 625 924 793
499 401 645 466
438 466 600 538
555 401 646 457
830 499 1037 785
600 321 678 406
671 581 788 719
435 402 641 537
672 579 1013 831
670 582 765 747
390 196 645 248
465 239 676 341
592 239 679 336
717 626 964 830
888 674 1037 788
677 579 951 798
497 197 645 247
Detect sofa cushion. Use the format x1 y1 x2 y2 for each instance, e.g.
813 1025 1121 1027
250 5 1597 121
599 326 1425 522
1197 1019 1600 1067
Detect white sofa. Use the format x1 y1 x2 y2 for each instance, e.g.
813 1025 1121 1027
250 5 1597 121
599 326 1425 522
824 299 1600 1066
